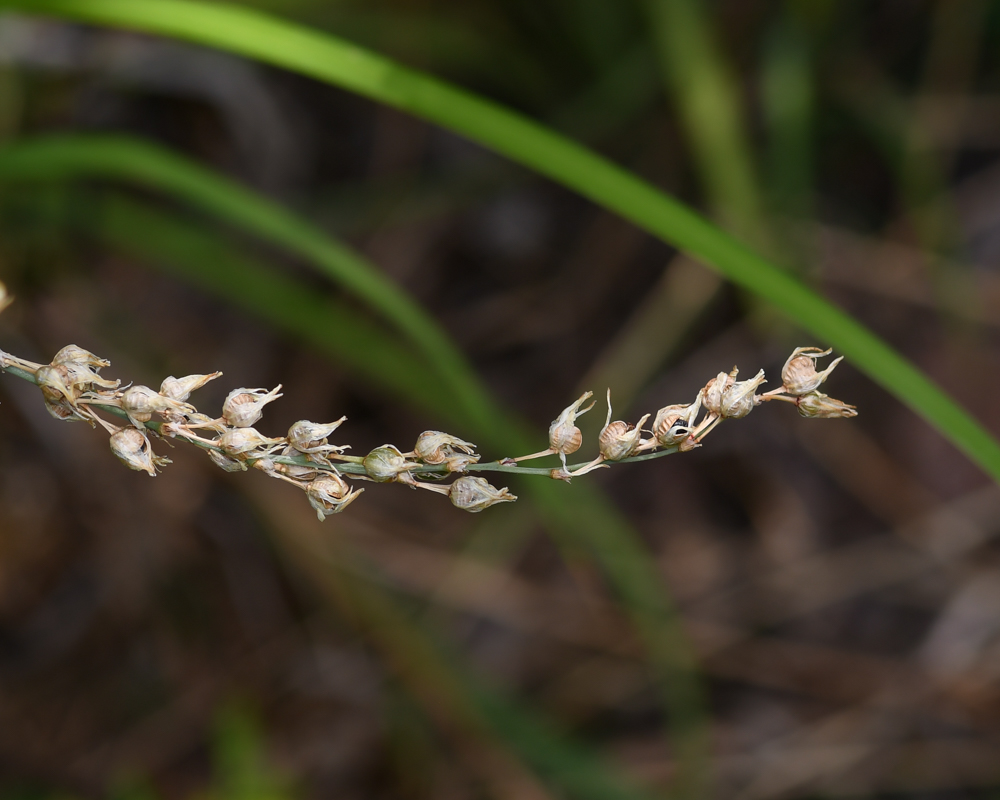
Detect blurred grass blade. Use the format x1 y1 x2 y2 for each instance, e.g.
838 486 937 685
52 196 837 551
645 0 766 243
0 133 495 433
97 195 454 416
0 141 710 795
2 1 997 484
761 14 816 226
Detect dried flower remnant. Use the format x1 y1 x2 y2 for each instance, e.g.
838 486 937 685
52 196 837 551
222 385 283 428
217 427 286 459
780 347 843 396
796 392 858 419
720 368 766 419
286 419 349 461
160 372 222 402
700 367 765 420
571 390 650 476
120 385 195 428
413 431 480 472
449 476 517 512
52 344 111 372
414 431 476 463
306 474 363 520
35 364 99 424
511 391 597 470
110 426 171 476
598 392 650 462
647 396 702 449
700 369 734 417
549 391 595 466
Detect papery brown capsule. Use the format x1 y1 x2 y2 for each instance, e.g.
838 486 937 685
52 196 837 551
287 418 347 454
36 364 79 403
651 396 702 448
307 474 363 520
796 392 858 419
222 385 283 428
160 372 222 401
120 385 194 428
441 454 480 473
448 476 517 512
35 364 93 423
52 344 110 371
720 368 766 419
548 391 595 463
363 445 414 482
414 431 477 465
597 391 650 461
63 361 120 395
216 427 286 457
781 347 844 396
173 411 227 434
701 369 735 416
109 427 171 476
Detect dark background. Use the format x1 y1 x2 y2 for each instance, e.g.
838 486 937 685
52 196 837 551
1 1 1000 798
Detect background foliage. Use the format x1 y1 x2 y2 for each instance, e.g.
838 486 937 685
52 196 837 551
1 1 999 798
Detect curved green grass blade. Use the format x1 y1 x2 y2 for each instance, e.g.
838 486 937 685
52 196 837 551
0 185 454 412
1 0 997 484
97 196 454 415
0 133 495 434
0 140 709 795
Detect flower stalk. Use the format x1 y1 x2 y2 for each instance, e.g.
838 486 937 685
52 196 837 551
0 280 857 518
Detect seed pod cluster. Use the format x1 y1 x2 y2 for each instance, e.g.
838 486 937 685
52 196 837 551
0 290 858 522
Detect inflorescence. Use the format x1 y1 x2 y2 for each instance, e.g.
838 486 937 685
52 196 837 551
0 281 857 520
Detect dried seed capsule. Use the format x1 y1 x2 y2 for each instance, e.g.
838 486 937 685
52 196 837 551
109 427 171 476
651 397 702 447
549 391 595 458
62 360 120 393
120 385 194 428
700 367 766 420
52 344 110 371
35 364 94 423
306 474 363 520
599 421 643 461
160 372 222 401
414 431 477 465
363 445 413 482
36 363 79 404
720 368 766 419
441 453 480 473
701 370 734 416
207 448 248 472
597 391 650 461
222 385 283 428
287 418 347 453
448 476 517 512
216 427 286 457
781 347 844 396
120 385 161 424
796 392 858 419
